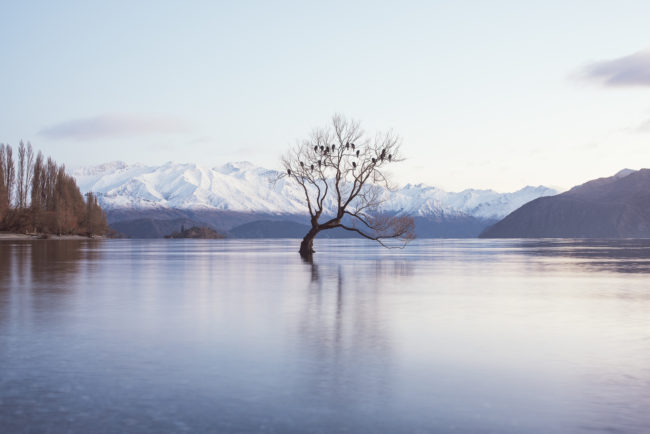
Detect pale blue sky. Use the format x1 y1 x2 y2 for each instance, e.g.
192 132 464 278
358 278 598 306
1 0 649 191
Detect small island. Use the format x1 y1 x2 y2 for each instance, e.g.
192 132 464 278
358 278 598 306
164 225 226 239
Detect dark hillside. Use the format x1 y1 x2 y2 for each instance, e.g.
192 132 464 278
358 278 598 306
481 169 650 238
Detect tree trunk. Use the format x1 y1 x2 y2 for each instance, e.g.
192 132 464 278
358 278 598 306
299 226 319 259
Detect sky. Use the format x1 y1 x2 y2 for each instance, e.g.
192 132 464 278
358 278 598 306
1 0 649 192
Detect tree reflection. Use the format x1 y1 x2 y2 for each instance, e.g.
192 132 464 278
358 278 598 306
294 258 413 417
0 240 103 327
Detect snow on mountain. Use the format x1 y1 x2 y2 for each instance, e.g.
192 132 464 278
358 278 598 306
388 184 557 219
72 161 557 219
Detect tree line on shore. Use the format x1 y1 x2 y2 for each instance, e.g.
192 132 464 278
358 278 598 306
0 141 108 236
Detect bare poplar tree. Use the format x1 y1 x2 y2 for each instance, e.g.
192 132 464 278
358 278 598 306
24 142 34 207
16 141 35 208
279 115 415 259
1 144 15 207
0 145 7 220
17 141 25 208
31 151 44 225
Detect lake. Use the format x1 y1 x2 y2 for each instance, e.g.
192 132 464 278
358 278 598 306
1 239 649 433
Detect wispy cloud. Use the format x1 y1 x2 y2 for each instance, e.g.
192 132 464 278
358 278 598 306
578 48 650 87
634 118 650 133
39 114 190 140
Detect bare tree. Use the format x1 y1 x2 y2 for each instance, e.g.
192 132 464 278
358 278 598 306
17 141 26 208
278 115 415 259
31 151 44 211
1 144 15 207
0 145 7 220
24 142 34 207
16 141 35 208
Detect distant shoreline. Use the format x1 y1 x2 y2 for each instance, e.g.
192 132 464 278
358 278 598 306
0 233 105 240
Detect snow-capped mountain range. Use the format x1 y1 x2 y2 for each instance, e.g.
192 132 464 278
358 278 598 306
72 161 557 220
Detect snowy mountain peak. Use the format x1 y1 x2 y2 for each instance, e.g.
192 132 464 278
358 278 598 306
72 161 557 219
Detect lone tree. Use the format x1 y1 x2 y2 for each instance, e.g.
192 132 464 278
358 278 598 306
279 115 415 259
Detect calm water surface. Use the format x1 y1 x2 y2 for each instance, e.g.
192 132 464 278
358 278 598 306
1 239 649 433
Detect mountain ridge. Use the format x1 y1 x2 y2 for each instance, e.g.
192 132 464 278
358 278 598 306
72 160 557 220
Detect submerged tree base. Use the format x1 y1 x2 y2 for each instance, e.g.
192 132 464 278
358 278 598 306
299 231 317 260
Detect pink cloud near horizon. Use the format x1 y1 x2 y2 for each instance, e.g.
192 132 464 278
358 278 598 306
39 114 191 140
579 48 650 87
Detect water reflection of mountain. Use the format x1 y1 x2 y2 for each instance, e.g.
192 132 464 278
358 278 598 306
514 239 650 274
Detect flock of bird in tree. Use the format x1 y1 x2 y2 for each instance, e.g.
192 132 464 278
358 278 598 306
286 142 392 176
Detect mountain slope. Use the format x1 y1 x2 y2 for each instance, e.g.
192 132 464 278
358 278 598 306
480 169 650 238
